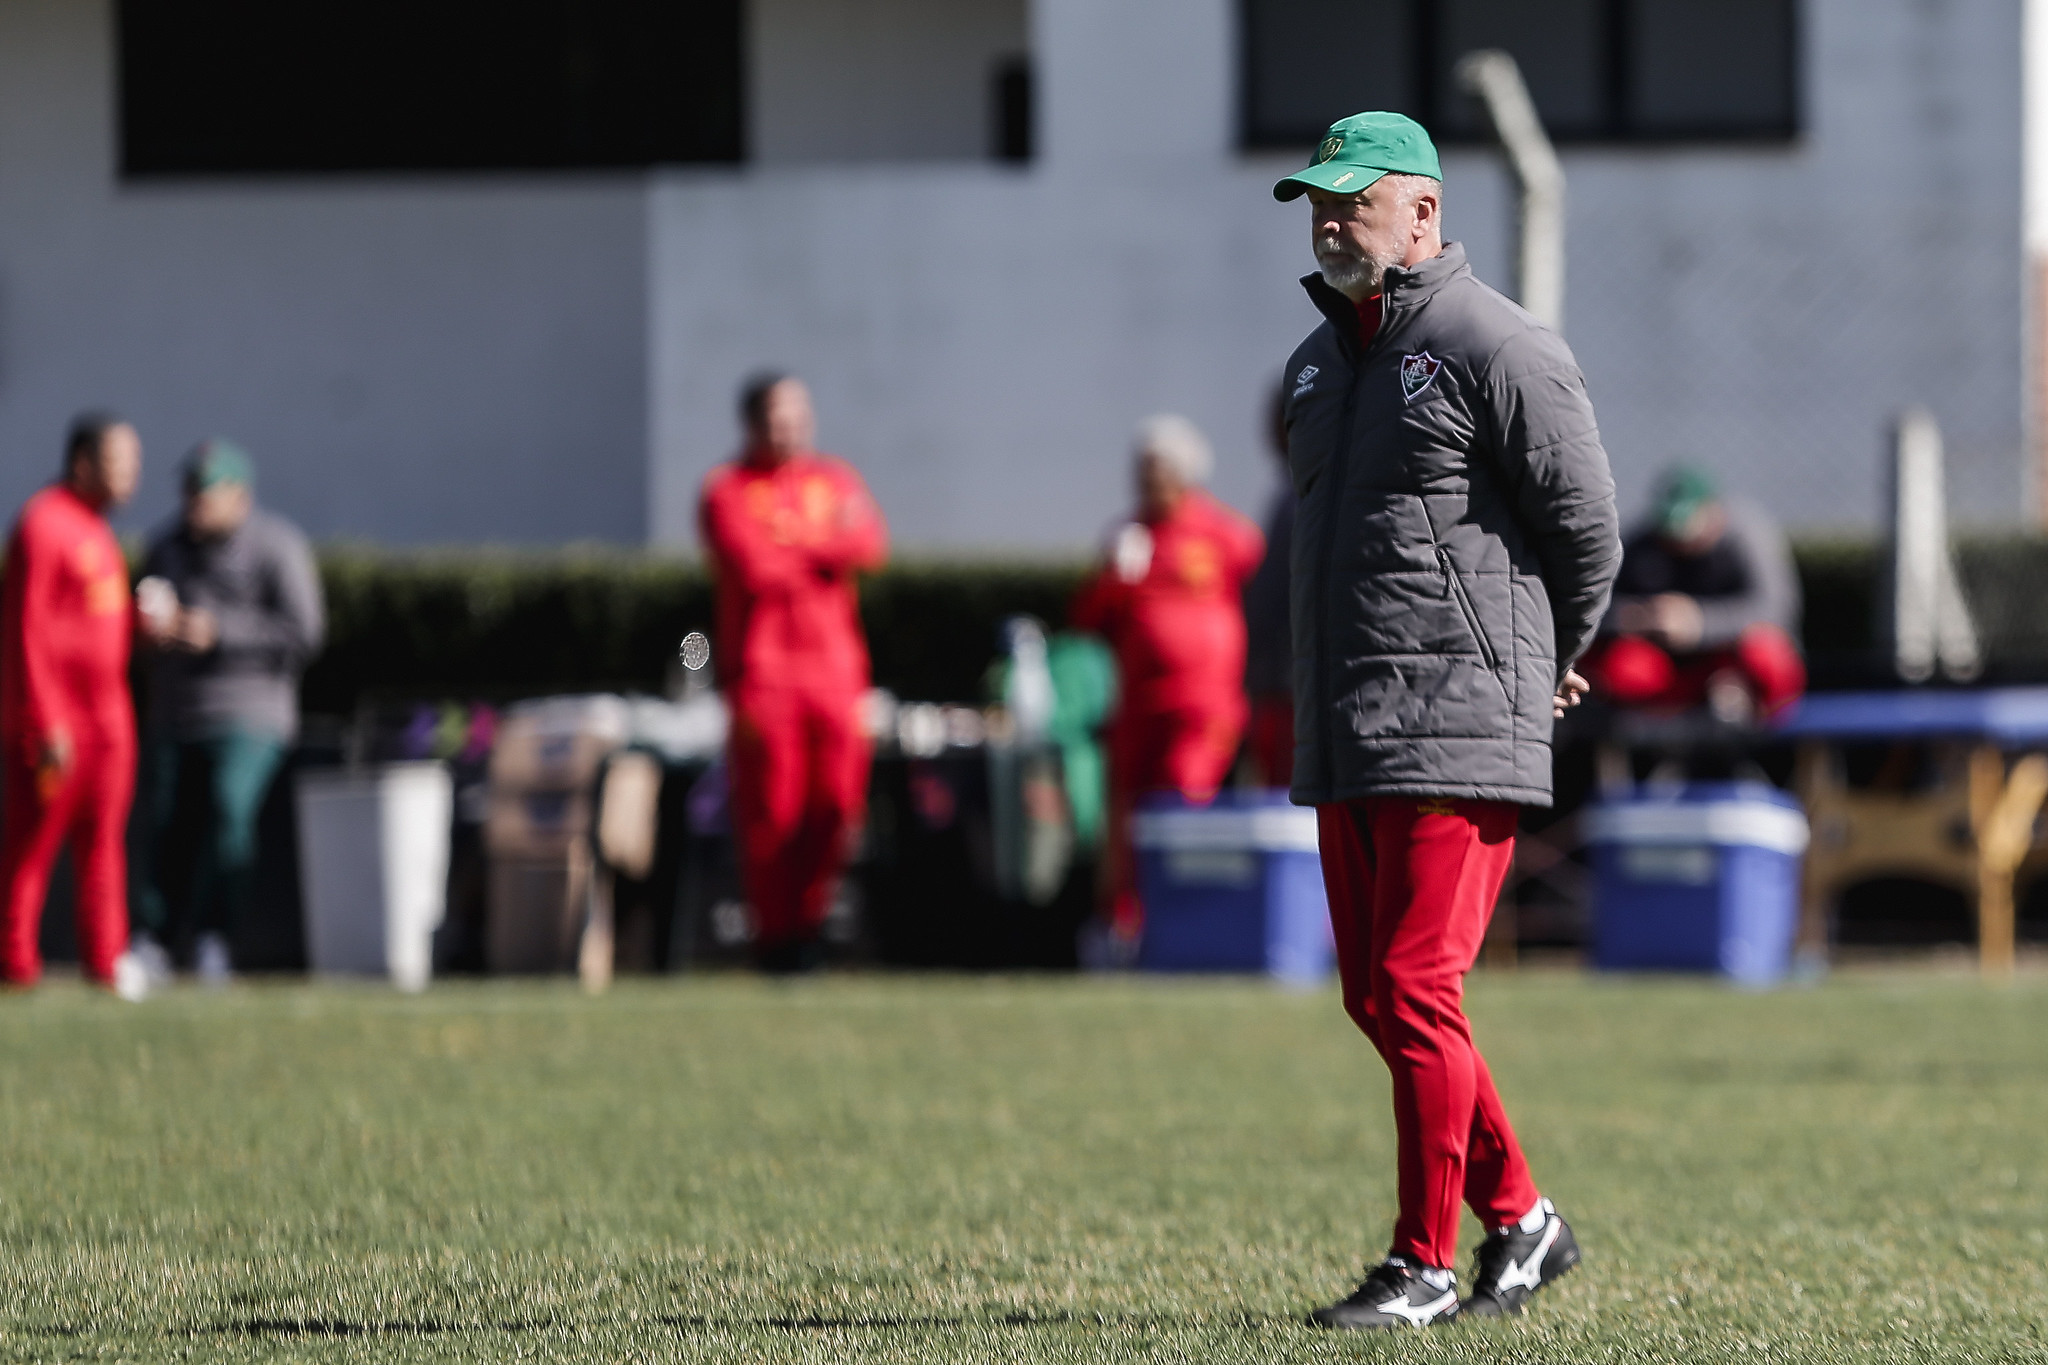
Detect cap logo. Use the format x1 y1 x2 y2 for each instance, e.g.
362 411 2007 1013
1400 352 1443 402
1332 171 1354 187
1316 136 1343 164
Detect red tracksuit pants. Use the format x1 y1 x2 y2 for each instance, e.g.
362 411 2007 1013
1318 797 1540 1269
1583 623 1806 718
1104 702 1244 938
726 686 870 948
2 736 134 985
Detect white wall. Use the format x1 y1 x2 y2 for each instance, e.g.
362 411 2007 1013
1565 0 2024 528
652 0 2026 551
0 0 649 545
0 0 2024 552
650 0 1338 554
751 0 1028 162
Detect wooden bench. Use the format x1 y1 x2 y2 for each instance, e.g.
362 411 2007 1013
1776 689 2048 977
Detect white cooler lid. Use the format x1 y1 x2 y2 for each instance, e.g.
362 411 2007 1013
1585 800 1809 855
1132 805 1320 853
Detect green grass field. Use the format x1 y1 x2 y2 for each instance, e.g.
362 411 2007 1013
3 970 2046 1363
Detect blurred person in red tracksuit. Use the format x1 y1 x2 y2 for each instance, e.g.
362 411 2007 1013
2 413 150 998
1072 414 1265 949
699 374 888 973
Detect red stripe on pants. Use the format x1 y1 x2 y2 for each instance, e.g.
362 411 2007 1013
726 686 870 948
1317 797 1539 1268
2 739 133 985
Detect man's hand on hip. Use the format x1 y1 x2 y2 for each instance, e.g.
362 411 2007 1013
1553 669 1589 719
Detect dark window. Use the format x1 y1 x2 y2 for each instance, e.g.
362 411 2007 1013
117 0 744 176
1430 0 1610 139
1240 0 1797 149
1627 0 1797 136
991 55 1033 162
1242 0 1415 150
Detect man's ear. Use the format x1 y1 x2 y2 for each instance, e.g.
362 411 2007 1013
1414 191 1441 237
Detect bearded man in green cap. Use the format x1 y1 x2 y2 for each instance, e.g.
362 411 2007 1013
134 440 324 985
1272 111 1621 1329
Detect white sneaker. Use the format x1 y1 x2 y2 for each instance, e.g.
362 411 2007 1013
128 933 175 988
194 932 234 987
111 951 150 1003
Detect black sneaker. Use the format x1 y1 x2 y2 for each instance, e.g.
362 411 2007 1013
1461 1198 1580 1318
1307 1259 1461 1330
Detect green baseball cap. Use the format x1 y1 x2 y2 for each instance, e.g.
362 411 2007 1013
183 438 255 493
1655 465 1719 535
1273 111 1443 202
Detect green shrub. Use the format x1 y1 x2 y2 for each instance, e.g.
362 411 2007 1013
1789 537 1879 657
1955 535 2048 670
293 536 2048 716
1790 535 2048 682
303 549 714 714
304 551 1088 713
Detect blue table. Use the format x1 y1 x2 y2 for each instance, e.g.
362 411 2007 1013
1776 687 2048 745
1772 688 2048 976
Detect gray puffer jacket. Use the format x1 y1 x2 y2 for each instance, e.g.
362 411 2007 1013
1283 243 1620 808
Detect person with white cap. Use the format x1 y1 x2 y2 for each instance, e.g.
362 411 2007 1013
1071 415 1264 953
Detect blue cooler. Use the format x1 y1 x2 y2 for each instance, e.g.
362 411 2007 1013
1132 791 1332 982
1587 782 1809 985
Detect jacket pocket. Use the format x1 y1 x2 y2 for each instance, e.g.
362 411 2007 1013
1436 546 1501 672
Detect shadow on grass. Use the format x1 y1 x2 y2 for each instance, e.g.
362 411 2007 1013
188 1309 1284 1339
659 1311 1279 1332
197 1318 556 1338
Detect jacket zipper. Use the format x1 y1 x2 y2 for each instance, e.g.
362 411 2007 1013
1437 545 1500 671
1313 296 1400 793
1316 390 1358 786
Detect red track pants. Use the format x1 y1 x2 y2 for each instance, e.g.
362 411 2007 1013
726 686 870 948
1103 702 1244 938
1317 797 1539 1269
1245 694 1294 789
2 738 133 985
1584 623 1806 718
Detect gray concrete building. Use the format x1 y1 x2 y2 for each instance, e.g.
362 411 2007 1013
0 0 2031 550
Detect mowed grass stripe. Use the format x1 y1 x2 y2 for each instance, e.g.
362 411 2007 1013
2 972 2045 1362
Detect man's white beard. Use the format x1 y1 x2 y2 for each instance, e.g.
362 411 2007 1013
1317 241 1400 297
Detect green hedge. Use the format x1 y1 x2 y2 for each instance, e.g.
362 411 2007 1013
1955 535 2048 668
299 536 2048 715
1795 535 2048 684
304 552 1088 713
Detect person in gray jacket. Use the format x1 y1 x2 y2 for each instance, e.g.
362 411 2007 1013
1584 465 1806 721
133 441 324 983
1274 113 1621 1331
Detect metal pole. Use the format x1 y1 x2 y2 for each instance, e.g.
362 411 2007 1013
1890 407 1982 683
1456 50 1566 333
2024 0 2048 522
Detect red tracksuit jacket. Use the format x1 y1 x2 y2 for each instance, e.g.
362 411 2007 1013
1 484 134 763
698 450 888 694
1072 489 1266 717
